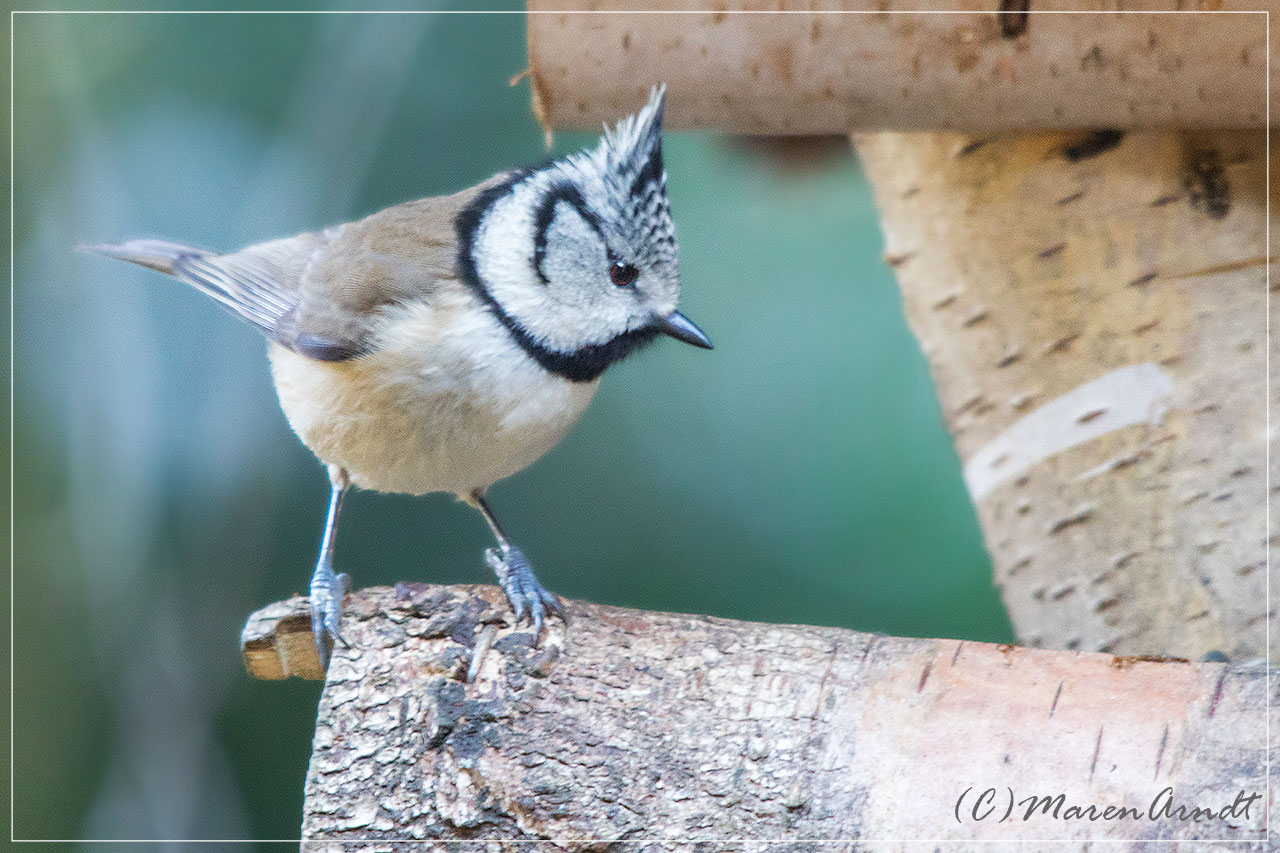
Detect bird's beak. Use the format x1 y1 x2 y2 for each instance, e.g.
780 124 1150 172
655 311 714 350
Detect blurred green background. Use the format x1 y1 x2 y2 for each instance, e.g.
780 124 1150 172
11 3 1013 845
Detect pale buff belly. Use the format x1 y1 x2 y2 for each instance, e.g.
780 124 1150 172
267 336 598 496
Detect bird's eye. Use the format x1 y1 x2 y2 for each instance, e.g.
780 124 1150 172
609 261 639 288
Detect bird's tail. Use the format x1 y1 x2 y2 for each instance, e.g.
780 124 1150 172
78 239 208 275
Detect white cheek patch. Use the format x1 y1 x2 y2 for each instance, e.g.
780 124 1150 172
474 181 542 307
540 209 638 349
474 183 576 348
474 182 644 353
542 205 605 290
962 363 1174 501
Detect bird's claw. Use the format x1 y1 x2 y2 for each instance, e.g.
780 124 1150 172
309 565 351 671
484 544 564 640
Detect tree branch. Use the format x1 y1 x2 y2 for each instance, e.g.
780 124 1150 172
244 585 1271 847
526 1 1270 133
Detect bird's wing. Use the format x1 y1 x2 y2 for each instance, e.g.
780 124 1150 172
174 234 344 352
84 232 357 359
87 182 484 362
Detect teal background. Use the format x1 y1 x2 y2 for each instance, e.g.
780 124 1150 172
11 4 1013 845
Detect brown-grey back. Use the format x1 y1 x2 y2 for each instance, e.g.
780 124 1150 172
272 183 482 359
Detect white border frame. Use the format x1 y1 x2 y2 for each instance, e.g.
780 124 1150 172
7 6 1272 846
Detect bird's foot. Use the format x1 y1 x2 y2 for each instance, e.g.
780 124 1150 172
484 543 565 640
309 562 351 671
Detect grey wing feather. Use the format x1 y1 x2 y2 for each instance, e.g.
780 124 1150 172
84 185 478 362
83 233 362 360
173 249 298 333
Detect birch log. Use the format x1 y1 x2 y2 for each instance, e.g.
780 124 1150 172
853 130 1271 659
526 6 1273 659
526 1 1271 133
244 585 1271 849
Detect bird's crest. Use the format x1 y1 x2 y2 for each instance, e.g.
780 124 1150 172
600 85 666 197
564 86 668 210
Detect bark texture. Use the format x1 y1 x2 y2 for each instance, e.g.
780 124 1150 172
527 1 1270 133
243 586 1272 849
854 130 1270 660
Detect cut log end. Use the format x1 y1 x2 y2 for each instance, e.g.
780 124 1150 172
241 597 326 681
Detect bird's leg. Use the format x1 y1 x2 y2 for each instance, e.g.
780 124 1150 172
469 489 565 638
309 465 351 670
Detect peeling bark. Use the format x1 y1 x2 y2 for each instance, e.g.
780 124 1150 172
526 1 1271 133
854 130 1271 659
242 586 1272 849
